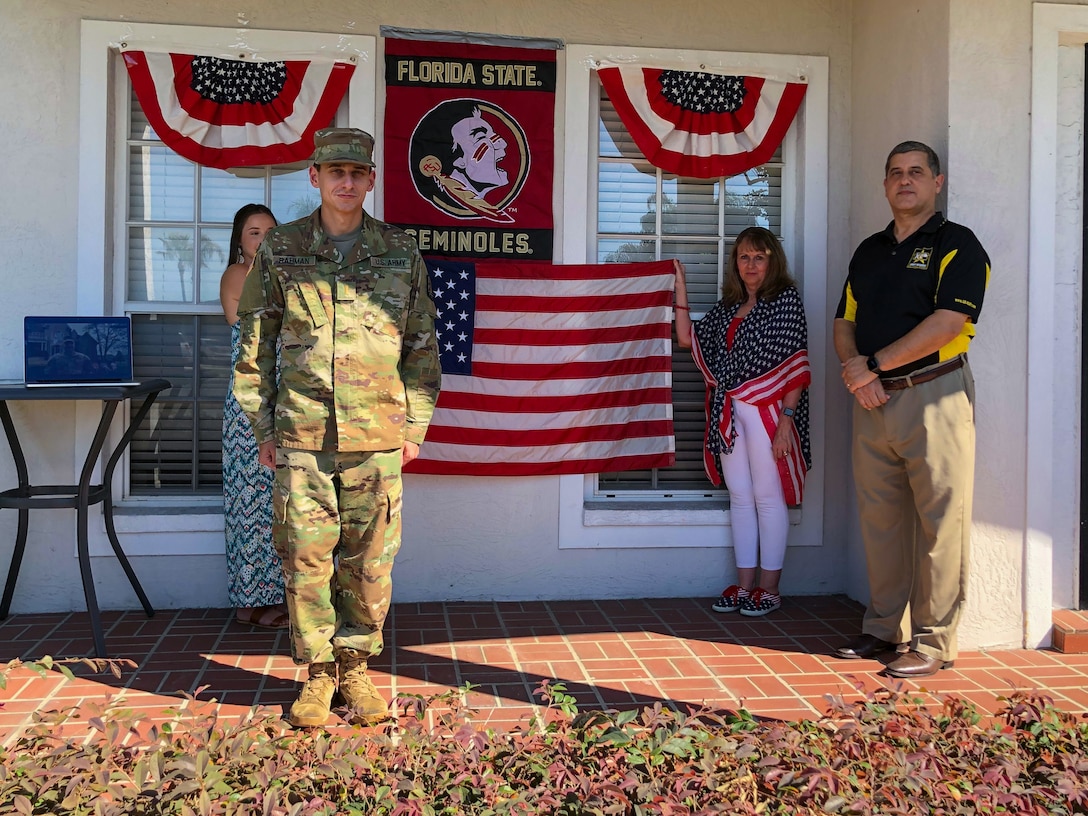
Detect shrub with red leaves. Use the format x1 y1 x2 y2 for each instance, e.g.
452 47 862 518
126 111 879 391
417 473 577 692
1 663 1086 815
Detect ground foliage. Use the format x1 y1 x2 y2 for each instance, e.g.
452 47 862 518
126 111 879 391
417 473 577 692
1 658 1087 815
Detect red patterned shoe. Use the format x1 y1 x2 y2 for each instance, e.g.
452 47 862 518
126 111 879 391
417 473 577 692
739 587 782 617
711 585 749 613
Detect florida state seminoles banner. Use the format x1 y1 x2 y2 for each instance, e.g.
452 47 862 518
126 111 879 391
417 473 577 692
123 50 354 170
383 37 556 260
597 66 806 179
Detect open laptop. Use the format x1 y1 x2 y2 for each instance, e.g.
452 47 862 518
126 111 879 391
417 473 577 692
24 316 139 387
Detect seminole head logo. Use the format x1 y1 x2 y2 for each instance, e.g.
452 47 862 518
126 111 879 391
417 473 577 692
409 99 530 224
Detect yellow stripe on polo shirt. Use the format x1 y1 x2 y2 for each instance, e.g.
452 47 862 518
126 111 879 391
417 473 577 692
934 249 987 360
935 249 957 304
938 322 974 361
841 283 858 322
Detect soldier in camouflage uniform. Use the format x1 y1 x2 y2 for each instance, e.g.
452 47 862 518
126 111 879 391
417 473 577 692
233 128 441 728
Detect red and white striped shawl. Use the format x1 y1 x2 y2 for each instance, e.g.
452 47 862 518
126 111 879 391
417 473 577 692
690 286 812 505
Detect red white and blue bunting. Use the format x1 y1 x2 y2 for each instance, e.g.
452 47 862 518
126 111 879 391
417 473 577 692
596 66 807 179
122 50 355 169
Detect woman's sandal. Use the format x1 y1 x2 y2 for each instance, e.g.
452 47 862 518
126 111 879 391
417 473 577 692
236 604 290 629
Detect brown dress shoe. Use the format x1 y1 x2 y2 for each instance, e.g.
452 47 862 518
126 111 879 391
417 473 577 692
884 650 953 678
834 634 896 660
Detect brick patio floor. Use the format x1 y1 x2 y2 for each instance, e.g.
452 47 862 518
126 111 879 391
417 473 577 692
2 596 1087 744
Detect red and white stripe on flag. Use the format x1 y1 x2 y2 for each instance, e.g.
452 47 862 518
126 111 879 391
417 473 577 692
406 260 677 477
691 340 811 504
597 66 806 179
122 51 354 170
737 351 811 506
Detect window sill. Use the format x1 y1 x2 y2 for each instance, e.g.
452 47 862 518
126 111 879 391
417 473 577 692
583 501 726 527
111 504 221 535
88 502 226 557
113 502 223 516
581 501 802 528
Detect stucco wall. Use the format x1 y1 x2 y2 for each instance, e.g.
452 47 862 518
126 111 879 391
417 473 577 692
944 0 1032 649
843 0 1086 650
1054 42 1085 611
844 0 951 609
844 0 1087 650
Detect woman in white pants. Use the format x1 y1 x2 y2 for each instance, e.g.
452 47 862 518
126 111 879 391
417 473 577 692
674 227 812 616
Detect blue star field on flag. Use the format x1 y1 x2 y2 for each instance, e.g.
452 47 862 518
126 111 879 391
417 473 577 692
658 71 747 114
190 56 288 104
427 259 477 376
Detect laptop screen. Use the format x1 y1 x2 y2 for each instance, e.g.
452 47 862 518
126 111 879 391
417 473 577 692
24 316 137 387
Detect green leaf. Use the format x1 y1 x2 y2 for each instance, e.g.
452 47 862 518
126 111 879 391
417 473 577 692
659 737 695 757
598 728 633 746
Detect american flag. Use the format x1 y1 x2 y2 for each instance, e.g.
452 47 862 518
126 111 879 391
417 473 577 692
597 66 807 179
703 349 810 506
406 259 677 476
122 51 354 170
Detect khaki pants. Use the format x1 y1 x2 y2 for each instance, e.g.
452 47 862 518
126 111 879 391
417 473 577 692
273 448 403 665
852 359 975 661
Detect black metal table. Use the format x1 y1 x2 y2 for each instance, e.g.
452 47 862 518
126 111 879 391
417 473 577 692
0 379 170 657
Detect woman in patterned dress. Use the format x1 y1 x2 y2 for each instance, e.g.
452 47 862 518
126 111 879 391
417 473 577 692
220 204 287 628
674 227 812 617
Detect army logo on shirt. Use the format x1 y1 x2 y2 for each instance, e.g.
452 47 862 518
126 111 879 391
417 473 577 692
906 247 933 270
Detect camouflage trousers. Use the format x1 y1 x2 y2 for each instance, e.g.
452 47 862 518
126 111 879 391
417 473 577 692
272 448 402 665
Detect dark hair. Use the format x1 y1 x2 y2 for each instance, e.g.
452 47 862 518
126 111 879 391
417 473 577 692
885 140 941 176
226 204 277 268
722 226 796 306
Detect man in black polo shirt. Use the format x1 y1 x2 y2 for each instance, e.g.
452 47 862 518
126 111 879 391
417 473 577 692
832 140 990 678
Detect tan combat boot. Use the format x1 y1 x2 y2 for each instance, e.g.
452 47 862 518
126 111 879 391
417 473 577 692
288 661 337 728
338 651 389 725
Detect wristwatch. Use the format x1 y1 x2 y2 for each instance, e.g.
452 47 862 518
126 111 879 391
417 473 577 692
782 407 796 418
866 355 883 375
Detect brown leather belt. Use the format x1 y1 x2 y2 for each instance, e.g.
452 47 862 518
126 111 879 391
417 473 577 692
880 356 964 391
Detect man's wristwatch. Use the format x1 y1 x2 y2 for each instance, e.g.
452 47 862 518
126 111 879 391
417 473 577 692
866 355 883 376
782 407 796 418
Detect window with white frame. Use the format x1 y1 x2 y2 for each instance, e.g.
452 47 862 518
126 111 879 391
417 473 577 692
120 81 330 494
558 45 823 545
594 82 784 498
75 22 373 507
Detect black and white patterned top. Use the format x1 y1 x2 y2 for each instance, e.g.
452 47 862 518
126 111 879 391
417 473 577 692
693 286 812 480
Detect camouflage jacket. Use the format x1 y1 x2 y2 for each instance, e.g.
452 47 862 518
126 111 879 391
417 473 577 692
233 208 441 452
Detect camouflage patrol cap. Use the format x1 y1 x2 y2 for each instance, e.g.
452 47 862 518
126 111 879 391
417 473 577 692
311 128 375 167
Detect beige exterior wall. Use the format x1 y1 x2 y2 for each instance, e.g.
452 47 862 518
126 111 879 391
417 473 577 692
947 0 1033 650
0 0 1081 653
843 0 951 610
